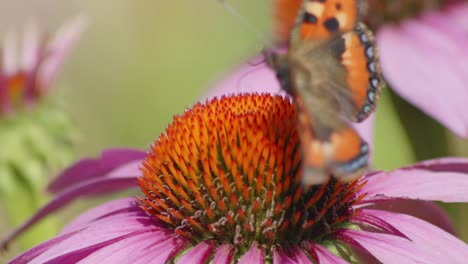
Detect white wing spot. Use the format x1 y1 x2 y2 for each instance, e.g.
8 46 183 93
336 13 348 28
305 2 324 17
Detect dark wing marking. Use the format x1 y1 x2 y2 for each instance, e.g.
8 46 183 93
290 0 365 45
325 22 385 122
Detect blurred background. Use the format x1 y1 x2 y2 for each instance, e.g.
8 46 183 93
0 0 467 261
0 0 270 154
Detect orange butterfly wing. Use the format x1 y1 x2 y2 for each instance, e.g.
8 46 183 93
333 23 384 121
268 0 383 185
298 0 362 39
275 0 365 42
295 93 368 185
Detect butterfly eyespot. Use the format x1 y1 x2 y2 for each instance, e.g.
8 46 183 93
335 3 342 10
359 32 369 43
363 105 371 114
368 91 375 102
365 45 374 59
370 77 380 89
324 17 340 32
367 61 377 73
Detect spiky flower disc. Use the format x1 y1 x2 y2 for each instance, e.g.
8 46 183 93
137 94 365 258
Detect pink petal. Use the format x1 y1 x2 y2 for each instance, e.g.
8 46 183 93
176 241 215 264
303 242 348 264
78 232 187 264
212 244 235 264
360 168 468 202
354 209 468 262
365 199 456 235
37 14 88 94
11 206 162 264
377 3 468 137
238 243 265 264
21 23 40 72
203 56 284 101
337 229 431 263
127 236 188 264
273 245 313 264
288 245 314 264
3 29 19 76
61 197 137 233
410 157 468 174
75 232 162 264
351 211 408 239
48 148 146 193
272 247 297 264
8 231 80 264
447 3 468 31
0 162 141 249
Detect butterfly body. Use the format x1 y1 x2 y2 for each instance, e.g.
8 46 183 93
267 0 384 185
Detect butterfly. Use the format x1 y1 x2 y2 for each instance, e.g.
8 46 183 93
267 0 385 185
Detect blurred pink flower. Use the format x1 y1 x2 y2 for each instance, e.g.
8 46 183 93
0 15 87 115
377 2 468 137
3 94 468 263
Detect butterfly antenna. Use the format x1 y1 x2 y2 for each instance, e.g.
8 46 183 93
217 0 271 51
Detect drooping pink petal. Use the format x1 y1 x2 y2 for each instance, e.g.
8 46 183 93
337 229 431 263
377 2 468 137
302 242 348 264
48 148 146 193
360 168 468 202
70 232 165 264
76 232 187 264
37 14 88 94
176 241 215 264
238 243 265 264
8 231 80 263
352 209 468 262
410 157 468 174
0 162 141 249
365 199 456 235
351 211 408 239
11 199 189 263
212 244 235 264
61 197 137 233
10 203 163 264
